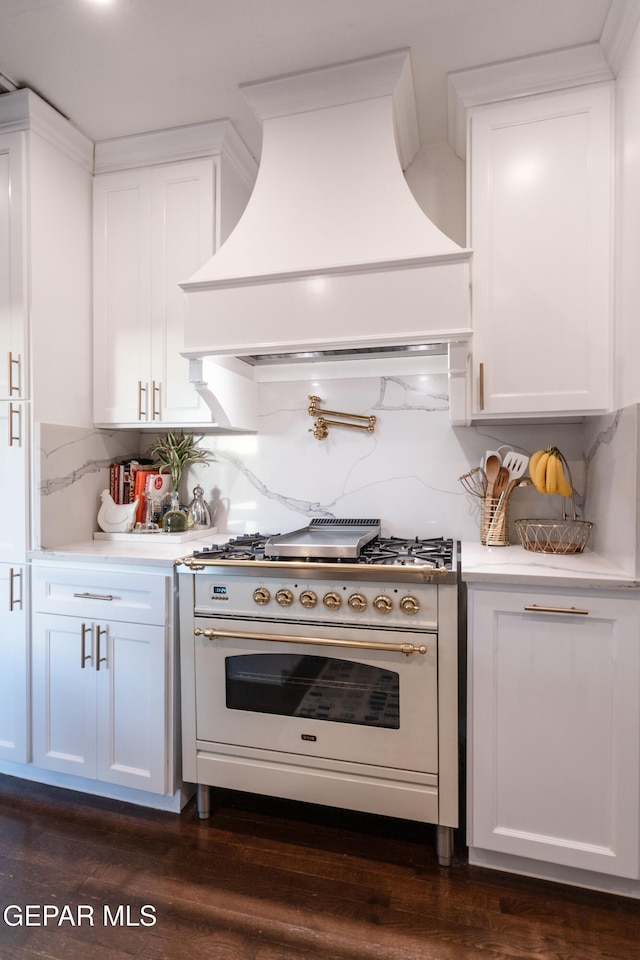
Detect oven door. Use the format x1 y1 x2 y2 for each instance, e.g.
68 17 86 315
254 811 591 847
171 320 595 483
193 615 438 774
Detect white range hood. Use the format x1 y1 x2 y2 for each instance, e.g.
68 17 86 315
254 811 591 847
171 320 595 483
181 50 472 421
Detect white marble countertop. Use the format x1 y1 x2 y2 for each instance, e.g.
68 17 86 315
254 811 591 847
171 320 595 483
31 535 639 589
30 532 225 568
461 541 639 590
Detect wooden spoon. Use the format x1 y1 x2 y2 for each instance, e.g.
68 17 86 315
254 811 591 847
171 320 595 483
484 454 501 500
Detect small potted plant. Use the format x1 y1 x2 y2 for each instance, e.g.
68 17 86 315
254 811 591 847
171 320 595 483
150 431 212 497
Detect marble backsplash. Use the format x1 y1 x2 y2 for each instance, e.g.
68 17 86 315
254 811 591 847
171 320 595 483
36 372 638 573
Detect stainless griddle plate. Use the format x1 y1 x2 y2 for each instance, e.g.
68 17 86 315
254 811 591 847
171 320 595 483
264 518 381 559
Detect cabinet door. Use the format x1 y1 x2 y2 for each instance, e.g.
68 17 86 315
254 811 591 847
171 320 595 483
96 620 167 794
93 169 153 424
0 400 28 564
0 131 27 401
32 612 97 778
0 564 28 763
150 159 214 424
469 85 612 417
93 159 214 426
469 589 640 878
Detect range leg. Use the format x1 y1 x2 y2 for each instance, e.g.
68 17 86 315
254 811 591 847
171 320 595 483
197 783 211 819
436 825 454 866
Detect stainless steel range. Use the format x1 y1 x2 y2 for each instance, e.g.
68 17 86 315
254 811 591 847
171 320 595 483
177 519 459 866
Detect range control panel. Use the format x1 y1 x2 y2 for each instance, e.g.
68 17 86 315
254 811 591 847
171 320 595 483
191 570 438 630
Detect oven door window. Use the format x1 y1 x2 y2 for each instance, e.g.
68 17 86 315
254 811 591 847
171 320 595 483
225 653 400 730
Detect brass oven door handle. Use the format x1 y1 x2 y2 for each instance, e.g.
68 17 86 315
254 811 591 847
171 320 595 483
194 626 430 657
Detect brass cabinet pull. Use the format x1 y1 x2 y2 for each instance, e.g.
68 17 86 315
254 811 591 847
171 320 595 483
8 352 21 396
137 380 148 420
96 625 108 670
9 567 22 612
195 626 430 657
8 403 21 446
80 623 92 668
151 380 161 420
72 592 115 601
524 604 589 616
479 362 485 411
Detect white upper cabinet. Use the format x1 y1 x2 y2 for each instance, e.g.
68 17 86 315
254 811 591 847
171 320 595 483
93 123 257 428
468 83 613 418
0 131 26 401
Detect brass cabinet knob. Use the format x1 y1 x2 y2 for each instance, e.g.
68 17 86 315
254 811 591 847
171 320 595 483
299 590 318 608
253 587 271 605
348 593 367 612
275 589 294 607
373 594 393 614
400 595 420 615
323 591 342 610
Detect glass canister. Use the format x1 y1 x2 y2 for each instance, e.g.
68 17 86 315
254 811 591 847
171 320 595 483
163 491 188 533
186 485 212 529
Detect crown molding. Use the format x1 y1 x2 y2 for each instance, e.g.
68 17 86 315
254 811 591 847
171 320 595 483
0 88 94 171
93 118 257 186
600 0 640 75
447 42 613 159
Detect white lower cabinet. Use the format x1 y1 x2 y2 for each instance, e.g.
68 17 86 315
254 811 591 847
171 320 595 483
468 586 640 880
31 565 172 796
0 563 28 764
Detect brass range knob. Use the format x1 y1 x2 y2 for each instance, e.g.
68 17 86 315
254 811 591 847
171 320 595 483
299 590 318 609
253 587 271 605
323 591 342 610
348 593 367 612
275 588 294 607
373 594 393 614
400 595 420 615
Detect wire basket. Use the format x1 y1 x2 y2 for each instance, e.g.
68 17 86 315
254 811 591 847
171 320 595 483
481 497 510 546
515 518 593 554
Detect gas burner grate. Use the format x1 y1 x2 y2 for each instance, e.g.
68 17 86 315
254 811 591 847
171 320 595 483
192 533 454 568
361 536 453 568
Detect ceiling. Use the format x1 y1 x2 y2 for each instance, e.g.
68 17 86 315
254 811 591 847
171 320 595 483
0 0 614 160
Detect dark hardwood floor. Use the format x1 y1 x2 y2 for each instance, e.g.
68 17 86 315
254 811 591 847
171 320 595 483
0 774 638 960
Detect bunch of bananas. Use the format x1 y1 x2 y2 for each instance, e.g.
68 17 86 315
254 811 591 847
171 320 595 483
529 447 573 497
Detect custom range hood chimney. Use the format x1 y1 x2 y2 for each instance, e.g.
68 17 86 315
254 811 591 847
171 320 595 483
181 50 471 373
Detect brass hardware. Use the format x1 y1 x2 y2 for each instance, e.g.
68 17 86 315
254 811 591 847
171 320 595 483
524 604 589 616
323 591 342 610
80 623 92 668
9 567 22 612
373 595 393 614
253 587 271 605
8 403 21 446
152 380 161 420
194 626 428 657
96 625 108 670
73 592 115 601
479 362 485 411
8 352 21 396
275 588 294 607
307 395 376 440
138 380 148 420
348 593 367 612
299 590 318 609
400 595 420 615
